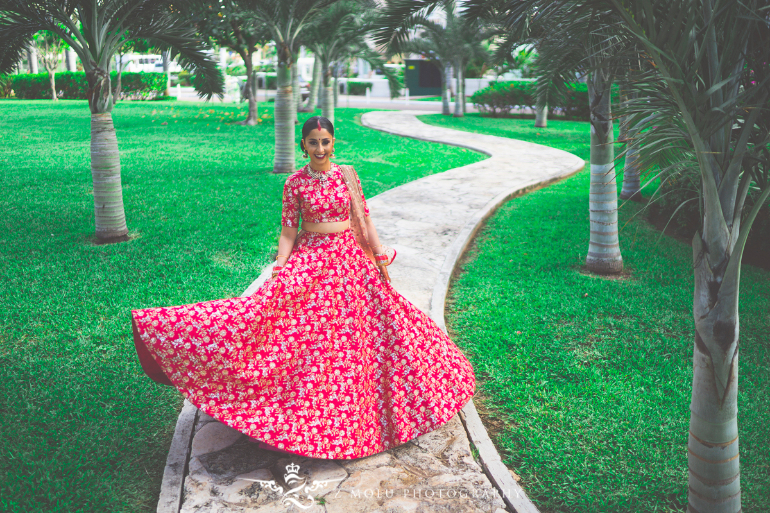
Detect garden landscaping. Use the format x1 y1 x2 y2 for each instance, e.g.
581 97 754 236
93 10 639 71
0 100 484 512
420 113 770 513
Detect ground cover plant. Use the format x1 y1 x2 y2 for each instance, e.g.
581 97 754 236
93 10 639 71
0 100 484 512
422 114 770 512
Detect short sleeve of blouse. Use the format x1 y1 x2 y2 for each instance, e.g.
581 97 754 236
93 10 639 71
281 178 300 227
356 174 370 216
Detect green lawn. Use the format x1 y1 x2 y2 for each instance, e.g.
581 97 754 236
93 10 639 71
0 100 485 512
421 113 770 512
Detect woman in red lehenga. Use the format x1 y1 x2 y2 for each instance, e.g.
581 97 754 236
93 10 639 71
131 116 475 460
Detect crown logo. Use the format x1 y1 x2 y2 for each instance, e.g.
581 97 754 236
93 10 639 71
241 460 345 510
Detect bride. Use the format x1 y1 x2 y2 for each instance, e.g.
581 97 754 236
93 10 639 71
131 115 476 460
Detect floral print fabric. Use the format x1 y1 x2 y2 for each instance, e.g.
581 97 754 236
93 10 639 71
131 228 476 460
281 163 369 227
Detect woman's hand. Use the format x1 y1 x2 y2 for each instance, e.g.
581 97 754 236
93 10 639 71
276 226 298 266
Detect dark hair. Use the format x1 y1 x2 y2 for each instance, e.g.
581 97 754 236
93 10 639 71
300 116 334 152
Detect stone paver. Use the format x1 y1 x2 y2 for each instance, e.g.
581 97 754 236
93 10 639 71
170 111 584 513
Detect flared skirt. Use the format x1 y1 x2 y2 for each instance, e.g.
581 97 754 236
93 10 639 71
131 228 475 459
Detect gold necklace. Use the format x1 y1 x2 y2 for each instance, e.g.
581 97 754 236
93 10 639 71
306 164 330 184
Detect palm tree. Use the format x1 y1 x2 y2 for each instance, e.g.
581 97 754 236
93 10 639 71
599 1 770 511
0 0 223 242
246 0 339 173
303 0 401 124
34 31 63 101
375 0 490 118
188 0 270 125
473 0 627 273
299 52 321 112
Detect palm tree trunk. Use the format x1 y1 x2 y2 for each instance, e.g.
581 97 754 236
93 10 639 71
113 56 123 106
162 50 171 96
688 229 742 513
65 49 76 71
585 69 622 274
48 68 57 101
240 54 258 125
461 67 466 115
321 69 334 124
90 113 128 241
619 136 641 200
535 89 548 127
301 55 320 112
273 61 295 173
453 63 463 118
27 45 38 74
618 92 642 201
442 63 451 116
291 62 300 123
333 71 339 109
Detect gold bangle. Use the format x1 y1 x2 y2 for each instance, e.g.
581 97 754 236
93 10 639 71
276 254 289 260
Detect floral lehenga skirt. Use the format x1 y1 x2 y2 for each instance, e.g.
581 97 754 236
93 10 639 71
131 228 476 460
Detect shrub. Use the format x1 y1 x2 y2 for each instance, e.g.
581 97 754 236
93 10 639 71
227 65 247 76
346 81 372 95
10 71 166 100
116 72 167 100
173 70 193 87
470 80 615 121
470 81 536 117
0 73 13 98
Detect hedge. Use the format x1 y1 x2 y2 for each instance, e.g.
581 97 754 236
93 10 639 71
470 80 623 121
346 81 373 95
471 80 591 120
9 71 166 100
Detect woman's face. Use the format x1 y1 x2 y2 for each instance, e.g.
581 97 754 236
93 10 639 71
303 128 335 169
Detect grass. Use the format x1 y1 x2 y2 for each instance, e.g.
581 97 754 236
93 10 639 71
0 99 485 512
420 113 770 512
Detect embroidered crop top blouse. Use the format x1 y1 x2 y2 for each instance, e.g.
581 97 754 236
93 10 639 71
281 163 370 227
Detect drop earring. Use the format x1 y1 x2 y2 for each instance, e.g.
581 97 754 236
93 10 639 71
303 150 308 158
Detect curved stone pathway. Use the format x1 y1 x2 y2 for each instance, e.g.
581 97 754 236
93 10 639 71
157 111 584 513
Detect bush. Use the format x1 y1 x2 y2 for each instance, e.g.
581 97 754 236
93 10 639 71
470 81 536 117
173 70 193 87
227 65 247 76
10 71 166 100
0 73 13 98
470 80 614 121
346 81 372 95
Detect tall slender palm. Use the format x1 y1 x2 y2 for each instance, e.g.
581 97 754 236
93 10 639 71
299 52 321 112
34 31 63 101
188 0 270 125
472 0 627 273
0 0 223 242
598 1 770 511
246 0 338 173
402 35 453 115
375 0 490 118
304 0 401 124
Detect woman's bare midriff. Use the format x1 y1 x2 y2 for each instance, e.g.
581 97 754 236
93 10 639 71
301 220 350 233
